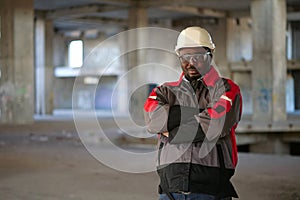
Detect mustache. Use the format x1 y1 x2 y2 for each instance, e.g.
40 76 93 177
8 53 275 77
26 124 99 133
187 65 198 70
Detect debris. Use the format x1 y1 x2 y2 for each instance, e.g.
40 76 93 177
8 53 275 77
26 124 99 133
29 134 49 142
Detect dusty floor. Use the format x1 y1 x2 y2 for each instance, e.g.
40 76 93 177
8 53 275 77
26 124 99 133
0 118 300 200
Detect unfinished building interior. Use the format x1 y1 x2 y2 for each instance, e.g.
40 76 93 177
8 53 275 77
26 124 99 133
1 0 300 199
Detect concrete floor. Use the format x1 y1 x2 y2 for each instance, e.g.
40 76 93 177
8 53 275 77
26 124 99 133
0 117 300 200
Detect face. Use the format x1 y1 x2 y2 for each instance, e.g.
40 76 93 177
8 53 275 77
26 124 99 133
178 47 212 79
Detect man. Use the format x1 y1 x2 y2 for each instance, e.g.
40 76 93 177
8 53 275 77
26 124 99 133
144 26 242 200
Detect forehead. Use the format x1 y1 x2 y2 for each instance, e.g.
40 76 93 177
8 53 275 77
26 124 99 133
179 47 207 56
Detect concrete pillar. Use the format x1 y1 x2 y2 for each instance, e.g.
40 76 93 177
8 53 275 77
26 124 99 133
35 15 54 115
0 0 34 124
127 6 148 124
251 0 287 122
35 17 46 115
45 19 54 114
213 18 230 78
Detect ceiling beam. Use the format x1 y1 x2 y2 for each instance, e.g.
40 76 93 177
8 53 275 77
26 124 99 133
160 5 226 18
88 0 130 6
287 11 300 21
135 0 186 8
54 24 123 33
58 17 126 26
54 17 127 32
228 10 250 18
46 5 125 19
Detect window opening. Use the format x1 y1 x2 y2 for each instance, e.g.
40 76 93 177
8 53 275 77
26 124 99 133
68 40 83 68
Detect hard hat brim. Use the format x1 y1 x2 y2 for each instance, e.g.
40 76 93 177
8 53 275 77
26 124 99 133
175 44 215 55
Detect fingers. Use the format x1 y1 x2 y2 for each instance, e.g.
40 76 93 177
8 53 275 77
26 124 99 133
161 132 169 137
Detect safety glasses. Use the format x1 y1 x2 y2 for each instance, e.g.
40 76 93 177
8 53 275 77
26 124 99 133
179 52 211 64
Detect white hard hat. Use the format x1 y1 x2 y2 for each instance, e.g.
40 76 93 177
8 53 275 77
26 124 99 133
175 26 215 55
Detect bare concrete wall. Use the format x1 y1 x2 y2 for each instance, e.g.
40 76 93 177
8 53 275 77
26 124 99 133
227 16 253 114
53 78 74 109
227 17 252 62
0 0 34 124
53 34 66 66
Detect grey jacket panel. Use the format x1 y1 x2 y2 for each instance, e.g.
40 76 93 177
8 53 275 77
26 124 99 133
144 66 242 170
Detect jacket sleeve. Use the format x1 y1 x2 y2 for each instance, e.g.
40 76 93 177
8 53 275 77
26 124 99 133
143 86 170 134
168 79 242 144
195 79 242 141
167 105 205 144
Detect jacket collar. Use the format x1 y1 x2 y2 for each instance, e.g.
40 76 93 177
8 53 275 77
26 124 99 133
201 66 220 87
181 66 220 87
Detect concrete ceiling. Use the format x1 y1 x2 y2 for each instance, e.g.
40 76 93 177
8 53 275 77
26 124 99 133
34 0 300 34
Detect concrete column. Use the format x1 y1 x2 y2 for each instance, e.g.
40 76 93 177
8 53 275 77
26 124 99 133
251 0 287 122
213 18 230 78
45 19 54 114
35 17 46 115
0 0 34 124
127 6 148 124
35 15 54 115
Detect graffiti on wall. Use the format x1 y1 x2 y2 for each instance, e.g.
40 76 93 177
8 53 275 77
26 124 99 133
256 79 272 113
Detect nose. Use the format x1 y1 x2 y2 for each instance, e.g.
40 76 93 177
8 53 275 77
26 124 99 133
189 56 197 65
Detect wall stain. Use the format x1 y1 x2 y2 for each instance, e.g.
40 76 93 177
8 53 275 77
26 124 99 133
0 82 15 121
256 79 272 113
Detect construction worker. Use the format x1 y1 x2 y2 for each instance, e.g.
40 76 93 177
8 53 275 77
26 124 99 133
144 26 243 200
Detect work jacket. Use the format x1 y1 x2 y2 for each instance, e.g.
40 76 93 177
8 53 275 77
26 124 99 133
144 66 242 198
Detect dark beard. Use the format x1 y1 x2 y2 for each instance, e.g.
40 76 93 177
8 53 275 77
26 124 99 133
184 72 201 81
184 72 201 92
184 64 210 81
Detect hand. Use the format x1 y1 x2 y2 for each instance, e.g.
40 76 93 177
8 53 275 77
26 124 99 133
161 132 169 137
